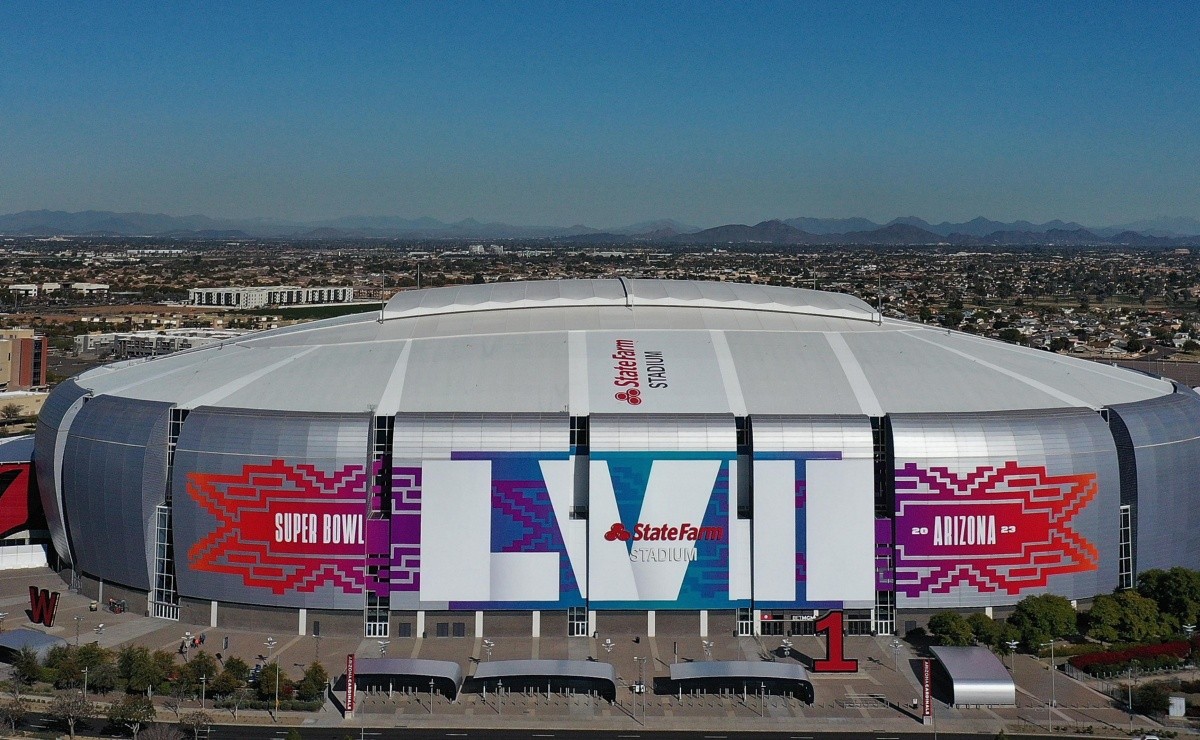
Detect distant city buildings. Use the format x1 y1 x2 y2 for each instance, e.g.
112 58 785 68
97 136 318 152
74 328 249 359
6 282 109 299
188 285 353 308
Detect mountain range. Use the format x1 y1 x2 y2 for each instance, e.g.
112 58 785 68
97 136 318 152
1 209 1198 246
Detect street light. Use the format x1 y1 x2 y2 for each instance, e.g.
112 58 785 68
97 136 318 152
633 656 647 724
82 665 88 700
1184 623 1196 639
1040 640 1057 732
264 637 278 721
74 616 83 646
182 631 193 662
483 639 494 662
377 640 390 658
702 640 714 661
1006 640 1020 672
782 638 793 661
429 678 435 715
602 638 614 655
760 681 766 717
200 674 206 709
890 638 901 673
497 678 503 716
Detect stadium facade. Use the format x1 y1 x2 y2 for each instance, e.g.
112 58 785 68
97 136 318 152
32 280 1200 638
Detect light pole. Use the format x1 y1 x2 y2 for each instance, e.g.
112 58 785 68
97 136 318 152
264 637 278 720
633 656 647 724
429 678 435 714
497 678 503 716
74 616 83 646
602 638 614 656
377 640 390 657
82 665 88 700
200 674 206 709
182 631 193 662
760 681 766 717
314 633 321 663
483 639 494 661
782 638 793 661
890 638 901 673
702 640 713 661
1040 640 1056 732
1127 663 1135 732
1006 640 1020 672
1185 623 1196 639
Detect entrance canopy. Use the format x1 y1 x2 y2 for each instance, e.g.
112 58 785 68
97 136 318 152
0 629 68 662
354 658 463 699
469 659 617 701
929 645 1016 706
668 660 814 703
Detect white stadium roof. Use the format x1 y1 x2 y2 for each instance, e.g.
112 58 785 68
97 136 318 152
72 279 1172 416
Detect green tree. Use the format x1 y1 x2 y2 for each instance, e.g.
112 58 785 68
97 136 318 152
1183 339 1200 353
12 646 41 689
296 661 329 701
1009 594 1077 648
1138 567 1200 627
1086 591 1170 644
966 613 1002 646
117 642 169 695
0 403 23 421
928 611 975 646
106 694 156 740
50 691 94 740
178 651 219 696
257 662 293 703
1132 681 1170 715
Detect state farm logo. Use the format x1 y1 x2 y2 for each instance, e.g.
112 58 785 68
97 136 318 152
603 521 723 542
612 338 668 405
615 388 642 406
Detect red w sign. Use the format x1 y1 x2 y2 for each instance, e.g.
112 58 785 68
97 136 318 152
28 586 59 627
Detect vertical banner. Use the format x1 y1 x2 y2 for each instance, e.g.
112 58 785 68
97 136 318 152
922 658 932 724
346 654 356 714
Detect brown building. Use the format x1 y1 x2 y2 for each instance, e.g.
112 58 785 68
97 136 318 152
0 330 48 391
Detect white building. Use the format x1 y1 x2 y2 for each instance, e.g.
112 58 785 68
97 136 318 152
188 285 354 308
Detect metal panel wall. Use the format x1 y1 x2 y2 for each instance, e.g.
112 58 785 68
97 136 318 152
61 396 171 590
32 379 90 566
1108 390 1200 573
752 416 875 609
587 414 744 609
387 413 580 611
891 409 1119 609
172 409 371 609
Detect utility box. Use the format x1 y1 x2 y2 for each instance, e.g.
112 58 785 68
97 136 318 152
1169 695 1186 718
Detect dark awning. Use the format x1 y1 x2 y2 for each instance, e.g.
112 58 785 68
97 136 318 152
470 659 617 701
667 660 814 702
354 657 463 698
0 629 68 662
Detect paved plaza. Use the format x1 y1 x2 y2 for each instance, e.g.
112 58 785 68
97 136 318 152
0 566 1183 735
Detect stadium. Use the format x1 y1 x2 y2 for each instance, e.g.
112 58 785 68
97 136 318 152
32 279 1200 640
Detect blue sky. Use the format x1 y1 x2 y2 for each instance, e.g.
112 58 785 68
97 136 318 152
1 1 1196 227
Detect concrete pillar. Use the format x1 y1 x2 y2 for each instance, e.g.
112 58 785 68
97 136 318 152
588 610 597 636
210 600 218 628
475 610 484 637
532 610 541 638
298 607 307 636
700 610 708 637
647 610 656 637
417 610 426 638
